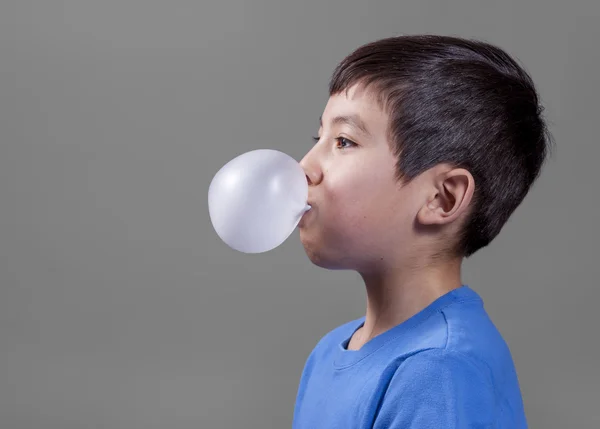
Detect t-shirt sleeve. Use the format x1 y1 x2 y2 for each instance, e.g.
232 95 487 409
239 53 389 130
372 349 496 429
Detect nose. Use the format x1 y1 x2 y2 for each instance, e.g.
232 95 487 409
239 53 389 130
299 151 323 187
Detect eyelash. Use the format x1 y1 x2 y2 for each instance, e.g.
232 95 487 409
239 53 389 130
312 136 357 149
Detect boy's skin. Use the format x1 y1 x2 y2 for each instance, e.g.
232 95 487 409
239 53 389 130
298 82 475 350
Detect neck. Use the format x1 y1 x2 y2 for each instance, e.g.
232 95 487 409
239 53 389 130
353 256 463 349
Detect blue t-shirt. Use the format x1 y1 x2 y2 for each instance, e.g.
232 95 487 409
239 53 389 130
292 286 527 428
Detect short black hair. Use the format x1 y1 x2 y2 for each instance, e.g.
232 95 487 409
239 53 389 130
329 35 552 257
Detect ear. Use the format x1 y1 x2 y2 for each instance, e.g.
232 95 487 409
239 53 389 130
417 167 475 226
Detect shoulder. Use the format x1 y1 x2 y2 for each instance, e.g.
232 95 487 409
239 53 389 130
440 296 513 384
400 348 492 383
383 348 495 404
387 289 509 370
374 349 498 427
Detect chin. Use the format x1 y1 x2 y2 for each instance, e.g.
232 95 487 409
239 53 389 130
300 235 353 270
299 232 327 266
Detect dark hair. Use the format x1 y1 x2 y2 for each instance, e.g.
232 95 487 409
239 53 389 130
330 35 552 257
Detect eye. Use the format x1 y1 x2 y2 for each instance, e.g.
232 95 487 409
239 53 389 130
312 136 320 143
335 137 357 149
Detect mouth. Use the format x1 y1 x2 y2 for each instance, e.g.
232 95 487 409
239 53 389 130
298 203 315 228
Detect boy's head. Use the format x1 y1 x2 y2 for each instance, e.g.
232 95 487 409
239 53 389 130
298 35 551 272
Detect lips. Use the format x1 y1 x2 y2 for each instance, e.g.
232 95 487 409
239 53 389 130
298 204 315 228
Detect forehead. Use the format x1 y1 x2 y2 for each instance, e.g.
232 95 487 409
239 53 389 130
322 84 389 133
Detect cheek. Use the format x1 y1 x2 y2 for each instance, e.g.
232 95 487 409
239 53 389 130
300 153 411 260
321 175 393 241
327 166 418 243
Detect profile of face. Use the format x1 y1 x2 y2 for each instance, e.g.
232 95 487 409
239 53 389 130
298 84 474 272
299 84 415 272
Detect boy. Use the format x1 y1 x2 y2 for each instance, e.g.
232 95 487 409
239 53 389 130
293 35 550 428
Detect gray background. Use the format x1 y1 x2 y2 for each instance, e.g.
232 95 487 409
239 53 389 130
1 0 598 428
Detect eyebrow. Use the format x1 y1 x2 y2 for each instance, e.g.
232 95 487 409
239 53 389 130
319 114 372 138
